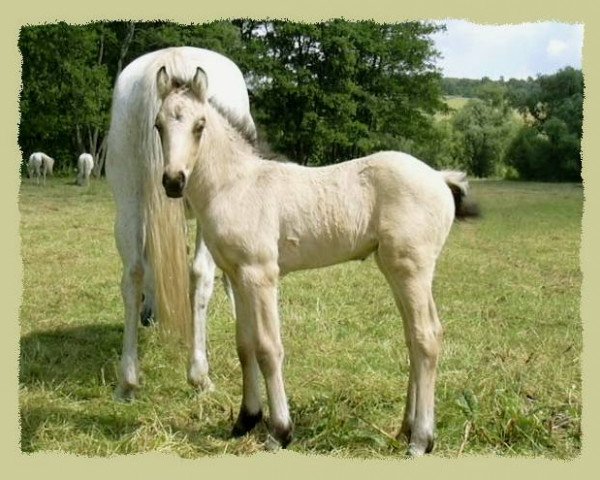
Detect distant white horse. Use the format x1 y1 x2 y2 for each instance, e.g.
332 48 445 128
28 152 54 184
151 66 479 455
106 47 256 401
77 153 94 186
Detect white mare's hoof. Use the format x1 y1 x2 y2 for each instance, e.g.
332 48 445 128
115 384 137 403
187 373 215 393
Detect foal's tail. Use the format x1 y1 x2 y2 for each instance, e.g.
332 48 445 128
441 170 481 220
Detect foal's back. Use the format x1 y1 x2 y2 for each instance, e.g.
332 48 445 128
254 152 454 274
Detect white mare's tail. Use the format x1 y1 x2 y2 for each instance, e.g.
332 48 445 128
140 59 193 342
441 170 481 220
144 167 192 341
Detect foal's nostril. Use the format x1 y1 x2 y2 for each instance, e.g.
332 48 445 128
177 171 186 189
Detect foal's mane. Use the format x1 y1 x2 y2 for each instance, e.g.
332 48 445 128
208 99 290 163
208 98 257 147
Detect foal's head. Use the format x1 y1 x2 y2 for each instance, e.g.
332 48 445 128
155 66 209 198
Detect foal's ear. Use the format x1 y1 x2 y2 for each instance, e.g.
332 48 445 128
156 66 171 99
191 67 208 102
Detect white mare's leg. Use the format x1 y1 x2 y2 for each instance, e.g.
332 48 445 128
140 250 156 327
376 247 442 456
222 274 237 319
231 265 293 448
114 204 145 402
187 222 215 392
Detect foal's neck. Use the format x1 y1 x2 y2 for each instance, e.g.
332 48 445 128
189 108 260 208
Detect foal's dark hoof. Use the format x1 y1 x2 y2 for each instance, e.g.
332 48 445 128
271 422 294 449
140 306 155 327
231 408 263 437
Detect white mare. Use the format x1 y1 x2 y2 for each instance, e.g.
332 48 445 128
106 47 256 401
153 67 479 456
28 152 54 184
77 153 94 186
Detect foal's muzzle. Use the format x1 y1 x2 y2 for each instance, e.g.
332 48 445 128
162 171 186 198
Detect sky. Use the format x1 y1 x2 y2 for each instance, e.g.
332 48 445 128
429 20 584 80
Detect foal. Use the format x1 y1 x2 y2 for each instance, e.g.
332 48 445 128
153 66 479 456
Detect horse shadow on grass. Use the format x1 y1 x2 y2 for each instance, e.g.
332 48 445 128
19 325 392 454
19 324 235 453
20 324 125 390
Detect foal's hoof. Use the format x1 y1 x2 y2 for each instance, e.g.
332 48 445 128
264 434 283 452
269 422 294 449
231 408 263 437
140 306 155 327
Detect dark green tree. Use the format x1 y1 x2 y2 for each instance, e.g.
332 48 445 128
505 68 583 181
451 96 518 177
19 20 449 174
19 23 113 173
242 20 447 165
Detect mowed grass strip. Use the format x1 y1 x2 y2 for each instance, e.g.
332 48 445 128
19 176 582 458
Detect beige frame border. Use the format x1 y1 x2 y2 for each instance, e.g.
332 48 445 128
2 1 596 479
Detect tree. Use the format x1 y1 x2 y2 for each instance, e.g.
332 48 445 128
242 20 446 165
19 20 449 174
451 97 518 177
19 23 128 174
505 68 583 181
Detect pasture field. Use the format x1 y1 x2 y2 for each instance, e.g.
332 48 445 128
19 176 582 458
444 95 470 111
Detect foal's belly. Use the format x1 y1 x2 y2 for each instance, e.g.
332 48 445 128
277 233 378 275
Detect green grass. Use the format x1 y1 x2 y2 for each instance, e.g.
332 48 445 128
19 176 582 458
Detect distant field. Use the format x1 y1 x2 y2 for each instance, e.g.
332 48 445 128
440 95 526 124
435 96 470 120
444 95 471 111
19 177 582 458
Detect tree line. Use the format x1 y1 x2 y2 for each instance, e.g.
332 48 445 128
18 20 583 182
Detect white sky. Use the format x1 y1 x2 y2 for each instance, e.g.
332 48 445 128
429 20 584 80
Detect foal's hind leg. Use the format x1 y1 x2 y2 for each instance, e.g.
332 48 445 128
187 222 215 392
375 248 442 456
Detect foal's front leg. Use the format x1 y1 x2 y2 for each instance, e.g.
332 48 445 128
231 265 293 448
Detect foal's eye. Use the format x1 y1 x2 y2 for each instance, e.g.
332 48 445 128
154 121 162 133
193 120 205 135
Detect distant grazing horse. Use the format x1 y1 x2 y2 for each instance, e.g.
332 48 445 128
149 66 479 455
28 152 54 184
106 47 257 401
77 153 94 186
